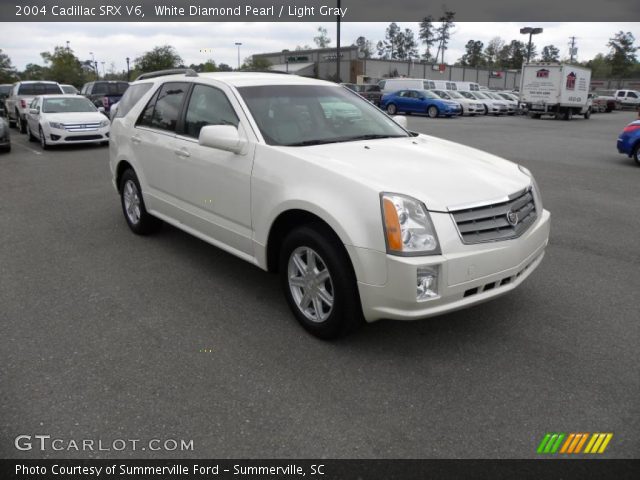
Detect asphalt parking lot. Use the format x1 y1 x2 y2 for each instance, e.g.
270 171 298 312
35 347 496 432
1 111 639 459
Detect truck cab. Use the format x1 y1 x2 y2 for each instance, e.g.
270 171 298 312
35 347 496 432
615 90 640 108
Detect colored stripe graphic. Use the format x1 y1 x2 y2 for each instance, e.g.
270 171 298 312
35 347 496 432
538 433 613 454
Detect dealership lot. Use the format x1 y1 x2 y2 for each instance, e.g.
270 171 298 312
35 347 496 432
1 112 638 458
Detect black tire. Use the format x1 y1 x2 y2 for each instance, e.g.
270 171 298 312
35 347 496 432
427 105 439 118
1 145 10 153
386 103 397 115
633 143 640 167
39 127 49 150
563 109 572 121
584 108 591 120
118 169 162 235
279 223 363 339
483 105 489 115
26 123 36 142
17 113 26 134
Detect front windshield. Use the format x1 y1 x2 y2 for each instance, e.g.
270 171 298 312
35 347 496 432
421 90 439 99
43 97 97 113
473 92 488 99
237 85 408 146
445 91 463 99
459 91 475 100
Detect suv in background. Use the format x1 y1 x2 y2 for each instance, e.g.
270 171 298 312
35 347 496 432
109 69 550 339
5 81 64 133
81 81 129 114
0 84 12 117
342 83 383 106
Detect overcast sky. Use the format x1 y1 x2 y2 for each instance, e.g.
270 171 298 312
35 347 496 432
1 22 638 73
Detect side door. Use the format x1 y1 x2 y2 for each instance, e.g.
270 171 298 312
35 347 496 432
626 91 639 105
406 90 422 112
396 91 411 111
26 97 40 133
131 81 189 215
171 83 255 256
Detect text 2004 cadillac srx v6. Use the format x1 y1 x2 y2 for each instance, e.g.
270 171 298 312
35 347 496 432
109 71 550 338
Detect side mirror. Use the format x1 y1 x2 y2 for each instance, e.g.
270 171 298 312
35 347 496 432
392 115 408 129
199 125 245 154
97 106 106 114
29 108 39 115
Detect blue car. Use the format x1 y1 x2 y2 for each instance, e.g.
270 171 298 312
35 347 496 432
380 89 462 118
617 120 640 166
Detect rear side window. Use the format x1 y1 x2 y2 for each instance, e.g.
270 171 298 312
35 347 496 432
629 92 638 98
184 84 239 138
138 82 188 132
17 83 62 95
115 83 153 118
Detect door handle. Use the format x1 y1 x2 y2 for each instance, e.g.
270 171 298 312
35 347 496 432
131 135 141 144
174 148 190 158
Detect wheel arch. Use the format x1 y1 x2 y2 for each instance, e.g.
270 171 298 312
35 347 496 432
115 159 135 192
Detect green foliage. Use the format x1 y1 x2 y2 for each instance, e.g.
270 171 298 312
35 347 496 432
418 16 436 61
0 49 18 83
459 40 485 67
354 36 373 59
134 45 183 73
541 45 560 62
313 27 331 48
40 46 87 86
240 57 272 71
607 31 638 77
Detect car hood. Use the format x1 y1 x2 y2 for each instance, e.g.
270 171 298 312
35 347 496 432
280 134 530 211
42 112 106 123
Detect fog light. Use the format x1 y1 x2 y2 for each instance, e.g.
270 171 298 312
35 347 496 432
417 267 439 301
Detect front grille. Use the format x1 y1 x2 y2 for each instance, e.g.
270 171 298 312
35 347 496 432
63 123 101 132
65 135 102 141
450 187 537 244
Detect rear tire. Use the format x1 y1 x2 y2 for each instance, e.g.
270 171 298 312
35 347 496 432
279 223 363 339
427 105 439 118
584 108 591 119
386 103 397 115
119 169 162 235
17 113 26 134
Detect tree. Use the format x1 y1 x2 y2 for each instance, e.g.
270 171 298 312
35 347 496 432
607 31 637 77
484 37 505 66
459 40 485 67
240 56 272 71
189 60 218 73
434 11 455 64
313 26 331 48
217 63 233 72
418 16 436 61
134 45 183 73
40 46 86 86
21 63 49 80
497 40 527 69
585 53 612 78
540 45 560 62
396 29 419 61
0 49 18 82
379 22 401 59
354 36 373 59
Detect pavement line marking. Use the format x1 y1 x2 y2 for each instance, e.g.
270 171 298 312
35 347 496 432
11 138 42 155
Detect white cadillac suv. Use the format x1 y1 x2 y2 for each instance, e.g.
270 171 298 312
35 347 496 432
109 70 551 339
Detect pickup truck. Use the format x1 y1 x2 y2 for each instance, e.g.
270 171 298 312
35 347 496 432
614 89 640 108
81 81 129 114
5 81 64 133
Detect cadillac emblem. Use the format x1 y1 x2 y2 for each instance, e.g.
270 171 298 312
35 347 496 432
506 209 519 226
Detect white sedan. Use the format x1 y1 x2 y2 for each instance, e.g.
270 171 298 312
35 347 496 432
25 94 110 149
459 91 508 115
430 89 484 116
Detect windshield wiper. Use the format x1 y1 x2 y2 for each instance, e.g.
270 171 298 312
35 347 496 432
283 139 342 146
334 134 406 142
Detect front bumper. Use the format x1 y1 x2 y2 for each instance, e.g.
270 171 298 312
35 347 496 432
45 126 110 144
356 209 551 322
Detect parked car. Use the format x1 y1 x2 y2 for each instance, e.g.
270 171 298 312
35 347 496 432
593 90 617 112
342 83 383 106
459 91 508 115
430 89 484 116
588 93 608 113
617 120 640 165
614 90 640 109
81 80 129 113
486 91 517 115
0 117 10 152
432 80 458 91
60 84 79 95
24 94 110 149
0 84 12 117
381 89 462 117
380 78 437 93
109 70 550 338
5 81 64 133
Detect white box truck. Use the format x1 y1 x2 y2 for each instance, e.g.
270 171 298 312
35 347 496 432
520 63 592 120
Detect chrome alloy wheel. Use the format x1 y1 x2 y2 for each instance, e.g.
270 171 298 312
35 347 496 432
123 180 142 225
287 247 334 323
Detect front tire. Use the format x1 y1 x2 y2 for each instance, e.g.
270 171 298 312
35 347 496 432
633 143 640 166
584 108 591 119
119 169 162 235
427 105 439 118
39 127 49 150
279 224 363 339
27 123 36 142
386 103 397 115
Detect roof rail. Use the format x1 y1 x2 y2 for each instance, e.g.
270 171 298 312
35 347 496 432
135 68 198 81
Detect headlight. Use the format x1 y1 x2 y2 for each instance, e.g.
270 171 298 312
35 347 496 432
49 122 63 129
381 193 440 255
518 165 543 211
100 119 109 127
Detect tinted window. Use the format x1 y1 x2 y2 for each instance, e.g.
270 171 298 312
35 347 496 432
0 85 11 96
364 85 380 92
144 82 187 132
116 83 153 118
18 83 62 95
629 92 638 98
184 85 239 138
137 89 160 127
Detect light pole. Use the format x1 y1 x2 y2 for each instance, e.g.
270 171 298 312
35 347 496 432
101 61 105 78
235 42 242 70
90 52 98 79
520 27 543 64
126 57 130 81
